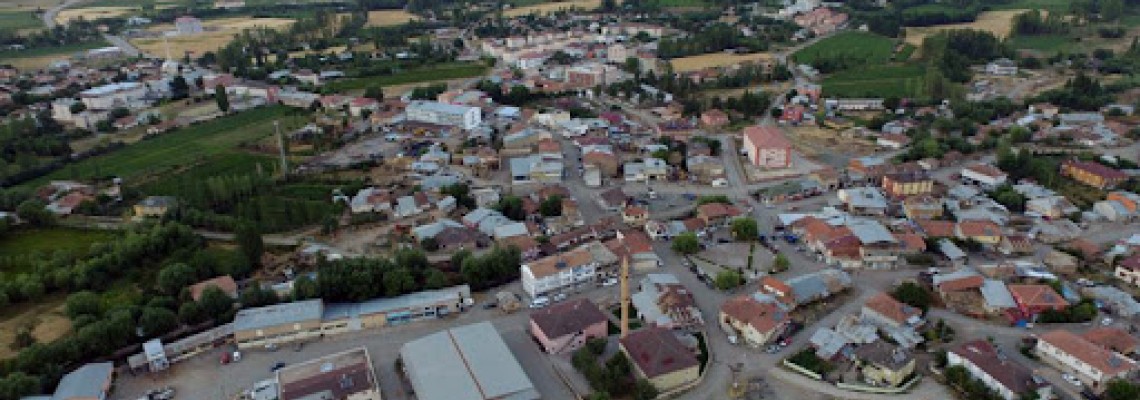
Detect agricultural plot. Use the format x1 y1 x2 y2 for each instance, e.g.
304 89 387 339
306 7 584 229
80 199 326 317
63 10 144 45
904 10 1028 48
364 10 420 27
792 31 897 66
0 228 119 276
988 0 1070 13
327 62 488 92
23 105 308 187
669 52 775 73
0 40 110 70
0 296 70 361
0 10 41 31
54 6 138 25
504 0 602 17
130 17 295 58
822 64 927 98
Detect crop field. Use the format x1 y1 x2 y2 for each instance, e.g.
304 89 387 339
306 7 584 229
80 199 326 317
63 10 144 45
989 0 1070 13
669 52 775 72
793 31 897 66
504 0 602 17
904 9 1029 48
130 17 295 57
0 10 40 31
55 6 137 24
364 10 420 27
327 62 488 92
823 64 927 98
23 105 308 187
0 40 110 70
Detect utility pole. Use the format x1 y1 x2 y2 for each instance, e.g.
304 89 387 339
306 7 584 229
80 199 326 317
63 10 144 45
275 120 288 177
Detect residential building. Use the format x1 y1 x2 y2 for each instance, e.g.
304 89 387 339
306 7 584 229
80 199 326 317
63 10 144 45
742 126 792 168
1035 329 1137 390
1026 196 1079 219
1061 160 1127 189
631 274 703 330
881 172 933 198
825 98 884 111
853 342 915 387
861 292 923 330
902 195 943 220
133 195 177 218
1083 327 1140 355
619 327 700 393
622 206 648 226
529 299 608 354
955 220 1003 245
876 133 911 149
695 203 743 227
719 294 790 347
520 242 616 298
701 109 729 129
961 164 1008 188
400 322 539 400
1114 255 1140 286
1008 284 1068 318
985 58 1018 76
79 81 146 110
405 100 482 130
837 187 888 216
948 340 1052 400
277 348 381 400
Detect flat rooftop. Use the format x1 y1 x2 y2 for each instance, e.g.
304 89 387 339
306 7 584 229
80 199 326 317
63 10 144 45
277 347 380 400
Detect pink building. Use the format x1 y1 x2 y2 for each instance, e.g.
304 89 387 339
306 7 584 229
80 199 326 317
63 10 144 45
742 126 792 168
529 298 609 354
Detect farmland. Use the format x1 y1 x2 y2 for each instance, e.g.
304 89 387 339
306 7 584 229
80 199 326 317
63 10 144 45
364 10 420 27
0 228 119 276
23 105 308 187
822 64 928 98
504 0 602 17
792 31 898 66
327 62 489 92
130 17 295 58
0 10 40 31
904 9 1028 48
54 6 138 25
669 52 775 73
0 40 110 70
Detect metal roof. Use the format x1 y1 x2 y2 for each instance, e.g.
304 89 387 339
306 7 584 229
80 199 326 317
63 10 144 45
847 219 896 244
408 100 477 116
980 279 1017 309
233 299 323 332
400 322 538 400
52 362 113 400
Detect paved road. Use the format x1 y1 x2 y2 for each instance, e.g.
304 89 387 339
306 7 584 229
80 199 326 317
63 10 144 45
42 0 145 57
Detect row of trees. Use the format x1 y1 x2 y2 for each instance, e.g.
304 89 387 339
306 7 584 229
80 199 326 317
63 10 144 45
573 339 658 400
0 112 71 186
315 245 521 302
657 23 768 59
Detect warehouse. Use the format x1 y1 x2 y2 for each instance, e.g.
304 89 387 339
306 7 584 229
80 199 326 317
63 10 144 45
234 299 324 349
400 322 539 400
320 285 472 335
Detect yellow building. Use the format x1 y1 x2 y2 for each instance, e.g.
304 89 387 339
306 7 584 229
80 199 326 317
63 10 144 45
620 327 701 392
881 173 933 198
133 196 177 218
855 342 916 387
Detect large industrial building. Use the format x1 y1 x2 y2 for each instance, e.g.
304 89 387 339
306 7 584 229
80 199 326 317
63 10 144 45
276 347 382 400
400 321 539 400
405 100 482 130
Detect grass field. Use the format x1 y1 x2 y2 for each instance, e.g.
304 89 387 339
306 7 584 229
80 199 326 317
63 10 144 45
23 105 307 187
988 0 1071 13
504 0 602 16
55 6 137 25
0 0 63 9
1005 34 1075 52
0 227 119 276
0 40 110 70
793 31 897 66
139 152 277 195
904 9 1028 48
669 52 775 72
130 17 295 57
327 62 488 92
823 64 927 98
0 10 41 31
364 10 419 27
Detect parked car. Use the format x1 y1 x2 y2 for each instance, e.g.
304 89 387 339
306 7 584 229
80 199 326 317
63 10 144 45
1102 317 1114 326
482 301 499 310
601 278 619 287
145 387 175 400
1063 373 1083 387
529 296 551 309
552 293 568 302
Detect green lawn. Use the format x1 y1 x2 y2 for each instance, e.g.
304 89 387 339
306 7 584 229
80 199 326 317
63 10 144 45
0 40 110 62
0 11 42 31
988 0 1073 13
792 31 898 66
0 228 119 276
327 62 488 92
23 105 308 188
823 64 927 98
1004 34 1076 52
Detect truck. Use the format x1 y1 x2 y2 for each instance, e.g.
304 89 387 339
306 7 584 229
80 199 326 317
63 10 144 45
496 291 522 314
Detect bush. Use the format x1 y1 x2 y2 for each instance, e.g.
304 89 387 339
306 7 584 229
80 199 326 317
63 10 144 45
715 270 744 290
788 348 833 375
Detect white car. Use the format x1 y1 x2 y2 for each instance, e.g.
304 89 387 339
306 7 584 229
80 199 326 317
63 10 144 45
601 278 619 287
552 293 568 302
1062 373 1082 387
1102 317 1114 326
529 296 551 309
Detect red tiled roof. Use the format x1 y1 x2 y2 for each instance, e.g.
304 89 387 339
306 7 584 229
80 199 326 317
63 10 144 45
957 220 1001 237
188 275 238 301
950 340 1046 396
743 126 791 149
620 327 699 379
965 164 1007 179
1008 284 1068 308
864 292 922 325
1039 330 1136 376
916 219 955 238
1082 327 1139 354
1064 160 1128 180
720 295 789 336
936 275 984 292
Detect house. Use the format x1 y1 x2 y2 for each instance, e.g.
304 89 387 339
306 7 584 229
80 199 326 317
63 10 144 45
881 172 933 198
719 295 790 347
861 292 923 330
631 274 703 330
529 299 608 354
955 220 1002 245
825 98 884 111
742 126 792 168
1008 284 1068 317
620 327 700 393
175 16 204 35
853 342 915 387
902 196 943 220
1061 160 1127 189
948 340 1052 400
687 155 725 184
701 109 729 129
583 150 619 177
433 226 482 251
916 219 956 238
188 275 238 301
961 164 1008 188
837 187 888 216
695 203 742 227
605 230 660 271
985 58 1018 76
1083 327 1140 355
1026 196 1079 219
1114 255 1140 287
1095 191 1140 221
134 196 177 218
876 133 911 150
598 187 627 211
622 206 648 226
1035 329 1137 390
79 81 146 111
998 235 1034 255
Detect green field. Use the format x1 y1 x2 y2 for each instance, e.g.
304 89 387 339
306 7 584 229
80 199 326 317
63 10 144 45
823 64 927 98
647 0 711 7
138 152 279 195
1005 34 1077 52
0 11 42 31
0 228 119 276
24 105 308 188
0 40 110 61
328 62 488 92
792 31 898 66
988 0 1073 13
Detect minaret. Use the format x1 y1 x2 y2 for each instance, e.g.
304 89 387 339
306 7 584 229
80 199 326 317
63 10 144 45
619 256 631 339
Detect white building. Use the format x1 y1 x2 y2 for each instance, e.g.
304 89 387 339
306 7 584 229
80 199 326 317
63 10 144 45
960 164 1008 188
79 82 147 111
985 58 1018 76
520 242 616 298
948 340 1051 400
405 100 482 130
1035 329 1137 389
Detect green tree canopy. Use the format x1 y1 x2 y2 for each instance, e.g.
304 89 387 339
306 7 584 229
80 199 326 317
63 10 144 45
671 232 701 255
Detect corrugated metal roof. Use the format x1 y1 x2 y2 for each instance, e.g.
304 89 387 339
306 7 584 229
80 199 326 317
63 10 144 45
52 362 113 399
233 299 323 332
400 322 538 400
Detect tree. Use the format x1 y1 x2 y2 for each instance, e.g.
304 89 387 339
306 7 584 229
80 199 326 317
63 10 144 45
138 307 178 337
0 372 41 400
65 291 102 319
240 286 279 308
539 195 563 217
15 199 53 226
587 393 612 400
892 282 933 311
235 223 264 267
495 196 526 221
178 301 204 325
772 253 790 272
292 275 319 300
730 218 759 241
421 237 439 251
424 268 448 289
633 379 659 400
170 75 190 99
1104 379 1139 400
671 232 701 255
215 84 230 113
1101 0 1124 21
715 270 743 290
157 263 197 295
364 85 385 101
198 286 234 318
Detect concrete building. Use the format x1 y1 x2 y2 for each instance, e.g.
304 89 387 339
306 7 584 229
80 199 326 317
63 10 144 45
1035 329 1137 391
320 285 472 336
276 347 381 400
960 164 1008 188
742 126 792 168
133 195 177 218
985 58 1018 76
949 340 1051 400
1061 160 1127 189
79 82 146 111
719 294 790 347
881 172 933 198
400 322 539 400
853 342 914 387
620 327 700 393
520 242 616 298
529 298 608 354
39 362 114 400
405 100 482 130
631 274 704 330
234 299 324 349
